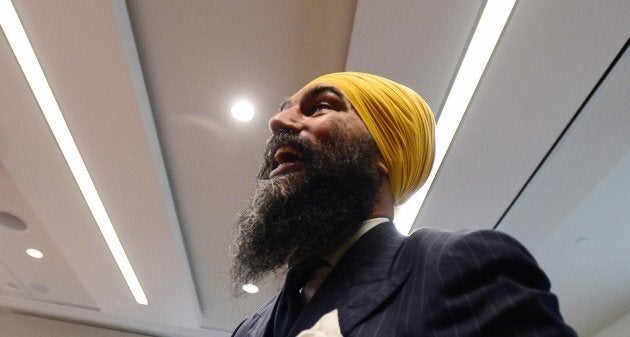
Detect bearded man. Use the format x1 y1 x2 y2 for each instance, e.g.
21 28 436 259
230 72 576 337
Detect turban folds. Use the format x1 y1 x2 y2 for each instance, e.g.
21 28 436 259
306 72 435 205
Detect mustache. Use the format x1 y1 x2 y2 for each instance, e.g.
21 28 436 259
259 130 315 179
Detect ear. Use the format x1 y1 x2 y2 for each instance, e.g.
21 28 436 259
376 156 389 175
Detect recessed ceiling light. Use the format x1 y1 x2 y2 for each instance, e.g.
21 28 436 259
394 0 517 234
26 248 43 259
242 283 259 294
231 100 255 122
1 0 148 305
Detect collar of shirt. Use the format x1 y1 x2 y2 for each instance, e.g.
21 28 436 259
324 217 390 266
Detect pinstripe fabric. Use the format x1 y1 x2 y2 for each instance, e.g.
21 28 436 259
232 222 576 337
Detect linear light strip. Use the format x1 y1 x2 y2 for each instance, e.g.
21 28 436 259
394 0 517 234
0 0 148 305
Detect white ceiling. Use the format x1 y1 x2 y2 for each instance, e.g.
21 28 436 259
0 1 628 336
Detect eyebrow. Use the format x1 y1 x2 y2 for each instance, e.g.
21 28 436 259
278 85 346 112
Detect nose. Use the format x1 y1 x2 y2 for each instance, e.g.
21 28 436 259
269 106 303 134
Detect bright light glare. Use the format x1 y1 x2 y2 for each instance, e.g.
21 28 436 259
1 0 148 305
26 248 43 259
242 283 259 294
394 0 516 234
231 100 255 122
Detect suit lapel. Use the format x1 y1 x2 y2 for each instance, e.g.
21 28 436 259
241 296 277 337
338 267 410 333
288 222 410 336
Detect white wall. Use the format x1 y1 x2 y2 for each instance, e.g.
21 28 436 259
592 310 630 337
0 310 151 337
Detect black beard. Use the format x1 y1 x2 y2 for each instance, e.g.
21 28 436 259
230 129 382 292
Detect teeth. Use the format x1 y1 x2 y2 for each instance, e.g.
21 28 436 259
274 147 304 165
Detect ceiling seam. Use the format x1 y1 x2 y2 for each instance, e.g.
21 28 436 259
493 37 630 230
113 0 205 320
9 310 152 336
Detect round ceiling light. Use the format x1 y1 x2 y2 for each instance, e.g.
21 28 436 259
242 283 259 294
26 248 43 259
0 212 27 231
231 100 255 122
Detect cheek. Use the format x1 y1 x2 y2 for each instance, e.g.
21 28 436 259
341 116 371 140
313 119 369 145
300 113 369 146
300 118 337 144
352 118 371 137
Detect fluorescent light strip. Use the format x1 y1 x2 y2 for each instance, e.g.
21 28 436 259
394 0 516 234
0 0 148 305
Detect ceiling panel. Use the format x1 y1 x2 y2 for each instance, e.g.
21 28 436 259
499 44 630 337
414 0 630 233
1 0 202 334
0 13 98 312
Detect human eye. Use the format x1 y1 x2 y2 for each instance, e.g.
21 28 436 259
309 101 332 115
315 101 332 110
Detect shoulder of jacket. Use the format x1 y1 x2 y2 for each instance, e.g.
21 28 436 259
406 227 535 264
406 227 521 251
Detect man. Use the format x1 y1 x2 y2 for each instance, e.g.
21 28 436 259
230 72 576 337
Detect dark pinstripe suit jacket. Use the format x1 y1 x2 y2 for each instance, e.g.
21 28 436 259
232 222 576 337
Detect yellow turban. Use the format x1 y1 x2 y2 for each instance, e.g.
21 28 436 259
306 72 435 205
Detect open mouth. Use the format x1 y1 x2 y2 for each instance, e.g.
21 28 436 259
270 146 306 177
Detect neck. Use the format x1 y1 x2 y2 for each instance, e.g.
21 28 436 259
369 177 395 219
